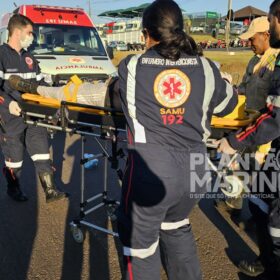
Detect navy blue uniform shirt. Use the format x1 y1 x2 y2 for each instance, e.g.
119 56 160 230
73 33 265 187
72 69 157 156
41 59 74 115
0 43 43 135
118 49 237 150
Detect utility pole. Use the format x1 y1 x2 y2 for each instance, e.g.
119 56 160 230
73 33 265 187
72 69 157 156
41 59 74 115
88 0 92 18
226 0 232 52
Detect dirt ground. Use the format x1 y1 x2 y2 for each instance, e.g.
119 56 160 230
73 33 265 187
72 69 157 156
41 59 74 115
0 132 266 280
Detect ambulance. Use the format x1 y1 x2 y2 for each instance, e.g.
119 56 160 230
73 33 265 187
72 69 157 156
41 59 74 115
0 5 117 84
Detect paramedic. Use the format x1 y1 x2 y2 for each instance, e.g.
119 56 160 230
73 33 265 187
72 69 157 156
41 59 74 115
116 1 238 279
0 14 67 203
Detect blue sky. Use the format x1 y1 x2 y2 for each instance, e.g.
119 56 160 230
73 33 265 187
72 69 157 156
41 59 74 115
0 0 272 23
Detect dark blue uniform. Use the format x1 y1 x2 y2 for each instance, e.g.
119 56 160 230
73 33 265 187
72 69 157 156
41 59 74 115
227 55 280 278
0 43 44 133
0 43 52 196
117 49 237 280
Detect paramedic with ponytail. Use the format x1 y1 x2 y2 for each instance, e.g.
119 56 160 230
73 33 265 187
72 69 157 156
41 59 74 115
116 1 238 279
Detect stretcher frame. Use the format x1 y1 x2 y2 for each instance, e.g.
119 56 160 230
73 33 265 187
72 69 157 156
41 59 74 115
20 94 260 242
20 98 127 242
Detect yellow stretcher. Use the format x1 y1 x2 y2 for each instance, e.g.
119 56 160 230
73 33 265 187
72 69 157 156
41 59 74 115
22 93 112 115
20 93 126 132
211 95 260 129
20 93 260 134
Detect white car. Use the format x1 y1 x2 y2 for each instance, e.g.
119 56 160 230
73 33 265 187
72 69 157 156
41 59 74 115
230 25 249 35
190 26 204 33
116 41 128 51
213 22 244 35
108 41 128 51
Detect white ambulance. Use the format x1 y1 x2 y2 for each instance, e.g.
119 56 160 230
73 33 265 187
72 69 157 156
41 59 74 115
0 5 117 84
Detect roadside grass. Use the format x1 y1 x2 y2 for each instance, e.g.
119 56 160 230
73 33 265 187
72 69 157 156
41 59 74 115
112 49 253 85
191 34 228 42
204 50 252 84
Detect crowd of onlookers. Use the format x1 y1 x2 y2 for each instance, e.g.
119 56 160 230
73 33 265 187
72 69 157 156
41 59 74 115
197 38 250 49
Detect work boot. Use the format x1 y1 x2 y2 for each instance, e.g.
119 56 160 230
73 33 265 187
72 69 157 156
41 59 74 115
39 172 68 203
8 75 39 94
3 167 28 202
238 259 265 277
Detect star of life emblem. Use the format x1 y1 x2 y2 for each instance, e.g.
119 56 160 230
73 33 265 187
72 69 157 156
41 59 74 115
69 57 85 64
154 69 191 108
25 57 33 69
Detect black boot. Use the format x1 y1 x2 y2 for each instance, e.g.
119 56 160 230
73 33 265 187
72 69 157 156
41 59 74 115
39 172 68 203
238 259 265 277
8 75 39 94
3 167 28 202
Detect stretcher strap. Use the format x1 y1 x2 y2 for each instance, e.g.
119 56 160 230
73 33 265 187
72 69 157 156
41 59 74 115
63 82 80 102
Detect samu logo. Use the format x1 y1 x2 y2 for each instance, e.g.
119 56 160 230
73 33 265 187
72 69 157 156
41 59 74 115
154 69 191 108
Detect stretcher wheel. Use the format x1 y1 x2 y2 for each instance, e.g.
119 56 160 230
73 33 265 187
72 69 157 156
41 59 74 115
221 175 244 198
107 204 118 222
70 225 85 243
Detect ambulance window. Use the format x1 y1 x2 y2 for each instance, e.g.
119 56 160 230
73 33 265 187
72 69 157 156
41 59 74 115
31 25 106 56
88 30 99 48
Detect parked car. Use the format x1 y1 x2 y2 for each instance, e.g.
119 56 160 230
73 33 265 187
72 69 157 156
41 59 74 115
190 26 204 33
190 23 208 33
108 41 128 51
127 42 145 51
116 41 128 51
230 25 249 35
212 22 243 35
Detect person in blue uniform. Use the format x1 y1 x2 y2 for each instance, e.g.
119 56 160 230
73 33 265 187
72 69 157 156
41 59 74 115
116 1 238 279
0 14 67 203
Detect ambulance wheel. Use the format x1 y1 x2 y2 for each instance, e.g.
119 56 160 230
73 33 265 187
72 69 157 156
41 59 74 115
71 225 84 243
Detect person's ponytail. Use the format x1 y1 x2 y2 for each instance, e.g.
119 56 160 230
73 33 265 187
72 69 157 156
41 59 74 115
143 0 200 60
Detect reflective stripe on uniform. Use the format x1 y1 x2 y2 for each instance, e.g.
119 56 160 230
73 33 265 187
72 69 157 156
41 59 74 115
269 226 280 238
248 195 269 214
3 72 37 80
123 238 159 259
266 95 280 108
0 70 4 79
161 218 190 230
213 82 234 114
5 160 23 168
31 154 50 161
126 54 147 143
200 57 215 142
